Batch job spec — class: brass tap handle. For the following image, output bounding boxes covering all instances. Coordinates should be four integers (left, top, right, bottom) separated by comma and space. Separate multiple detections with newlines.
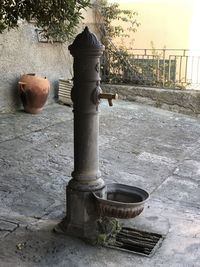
99, 93, 118, 106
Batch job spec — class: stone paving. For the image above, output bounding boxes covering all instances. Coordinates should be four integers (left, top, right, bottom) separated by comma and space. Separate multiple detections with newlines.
0, 101, 200, 267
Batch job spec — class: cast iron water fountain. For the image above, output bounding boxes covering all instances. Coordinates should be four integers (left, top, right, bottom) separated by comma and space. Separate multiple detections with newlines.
55, 27, 162, 256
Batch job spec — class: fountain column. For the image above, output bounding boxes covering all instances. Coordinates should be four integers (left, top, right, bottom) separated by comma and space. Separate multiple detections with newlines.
56, 27, 116, 240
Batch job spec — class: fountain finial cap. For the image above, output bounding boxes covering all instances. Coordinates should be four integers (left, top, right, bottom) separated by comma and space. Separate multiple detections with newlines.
69, 26, 104, 51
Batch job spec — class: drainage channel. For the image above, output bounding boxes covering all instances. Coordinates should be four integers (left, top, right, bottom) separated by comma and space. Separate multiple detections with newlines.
106, 227, 164, 257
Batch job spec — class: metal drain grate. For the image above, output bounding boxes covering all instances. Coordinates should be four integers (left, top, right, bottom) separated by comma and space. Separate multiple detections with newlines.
106, 227, 164, 257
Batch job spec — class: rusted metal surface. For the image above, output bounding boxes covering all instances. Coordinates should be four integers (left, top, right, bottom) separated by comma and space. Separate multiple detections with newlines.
107, 227, 164, 257
93, 183, 149, 219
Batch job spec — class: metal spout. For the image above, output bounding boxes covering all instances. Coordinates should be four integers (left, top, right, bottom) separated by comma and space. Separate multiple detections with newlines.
99, 93, 118, 106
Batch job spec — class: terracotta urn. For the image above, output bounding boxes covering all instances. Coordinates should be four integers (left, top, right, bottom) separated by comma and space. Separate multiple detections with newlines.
18, 73, 50, 114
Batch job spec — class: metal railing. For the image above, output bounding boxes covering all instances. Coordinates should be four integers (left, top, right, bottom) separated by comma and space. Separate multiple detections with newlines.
101, 48, 200, 89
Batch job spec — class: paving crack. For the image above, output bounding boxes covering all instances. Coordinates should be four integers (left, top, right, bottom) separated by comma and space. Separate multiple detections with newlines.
0, 218, 19, 238
0, 119, 72, 144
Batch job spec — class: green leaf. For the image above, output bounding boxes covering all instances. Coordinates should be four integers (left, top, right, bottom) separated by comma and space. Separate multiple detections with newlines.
0, 0, 91, 41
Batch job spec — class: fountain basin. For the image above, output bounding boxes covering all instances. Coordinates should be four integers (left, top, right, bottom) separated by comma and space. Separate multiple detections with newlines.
93, 183, 149, 219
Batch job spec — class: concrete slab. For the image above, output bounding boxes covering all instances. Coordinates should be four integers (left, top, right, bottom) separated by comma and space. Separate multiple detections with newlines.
0, 101, 200, 267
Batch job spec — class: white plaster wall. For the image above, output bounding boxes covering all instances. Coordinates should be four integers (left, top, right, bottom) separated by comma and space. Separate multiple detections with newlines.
0, 7, 97, 113
0, 21, 74, 112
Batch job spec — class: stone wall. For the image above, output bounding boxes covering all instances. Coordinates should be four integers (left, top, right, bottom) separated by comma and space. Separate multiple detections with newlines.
102, 84, 200, 116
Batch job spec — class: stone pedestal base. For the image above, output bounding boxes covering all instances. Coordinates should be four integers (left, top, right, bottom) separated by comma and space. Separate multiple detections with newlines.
55, 185, 105, 241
